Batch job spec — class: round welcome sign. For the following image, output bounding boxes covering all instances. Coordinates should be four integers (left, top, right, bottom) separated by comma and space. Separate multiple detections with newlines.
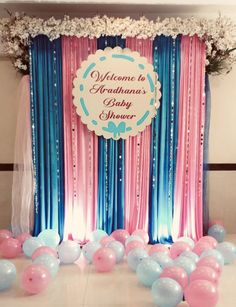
73, 47, 161, 140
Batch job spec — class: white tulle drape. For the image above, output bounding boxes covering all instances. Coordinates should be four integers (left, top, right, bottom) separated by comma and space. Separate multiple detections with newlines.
11, 75, 34, 236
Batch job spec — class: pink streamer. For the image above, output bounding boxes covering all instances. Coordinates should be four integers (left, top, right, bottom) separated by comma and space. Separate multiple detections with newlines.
125, 38, 152, 234
62, 37, 98, 243
173, 35, 206, 241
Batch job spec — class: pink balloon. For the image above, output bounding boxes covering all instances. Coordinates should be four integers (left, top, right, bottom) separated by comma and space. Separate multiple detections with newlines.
197, 236, 218, 248
149, 244, 170, 256
32, 246, 58, 261
100, 236, 115, 246
170, 241, 191, 259
185, 280, 219, 307
209, 220, 223, 227
125, 241, 146, 255
197, 256, 222, 275
93, 247, 116, 272
132, 229, 149, 244
0, 229, 13, 244
111, 229, 129, 245
190, 266, 219, 285
16, 233, 32, 246
21, 264, 51, 294
0, 238, 21, 258
193, 241, 212, 256
160, 266, 188, 289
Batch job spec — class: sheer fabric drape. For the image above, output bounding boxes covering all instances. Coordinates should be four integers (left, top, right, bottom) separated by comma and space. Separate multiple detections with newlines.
11, 75, 34, 236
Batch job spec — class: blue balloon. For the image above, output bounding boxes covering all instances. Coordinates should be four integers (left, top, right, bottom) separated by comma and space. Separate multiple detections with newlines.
151, 252, 174, 269
200, 249, 224, 267
33, 253, 59, 278
208, 224, 226, 243
82, 241, 101, 263
107, 241, 125, 263
127, 248, 149, 271
125, 235, 144, 246
180, 251, 199, 263
216, 242, 236, 264
90, 229, 107, 242
136, 258, 162, 287
151, 277, 183, 307
58, 241, 81, 264
23, 237, 44, 258
38, 229, 60, 248
174, 256, 196, 276
0, 260, 16, 291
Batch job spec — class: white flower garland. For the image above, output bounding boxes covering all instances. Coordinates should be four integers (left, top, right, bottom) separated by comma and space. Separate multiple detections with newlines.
0, 14, 236, 74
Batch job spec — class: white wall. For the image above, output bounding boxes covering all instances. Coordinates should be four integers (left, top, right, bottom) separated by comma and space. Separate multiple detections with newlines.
209, 70, 236, 163
0, 59, 21, 162
0, 3, 236, 232
0, 59, 21, 228
208, 67, 236, 233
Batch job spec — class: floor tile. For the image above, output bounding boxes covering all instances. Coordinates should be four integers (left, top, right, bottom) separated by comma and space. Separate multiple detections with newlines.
0, 235, 236, 307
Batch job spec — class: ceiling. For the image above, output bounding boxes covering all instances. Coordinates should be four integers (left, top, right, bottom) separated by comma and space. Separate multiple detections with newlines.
0, 1, 236, 18
0, 0, 236, 4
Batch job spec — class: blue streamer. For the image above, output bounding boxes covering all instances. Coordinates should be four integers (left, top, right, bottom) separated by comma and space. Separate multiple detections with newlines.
149, 35, 181, 244
97, 36, 125, 234
30, 35, 64, 239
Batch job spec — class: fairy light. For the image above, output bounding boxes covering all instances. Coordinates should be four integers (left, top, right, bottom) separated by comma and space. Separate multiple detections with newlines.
136, 133, 141, 210
53, 42, 60, 207
168, 38, 176, 210
70, 37, 77, 204
185, 37, 193, 204
29, 42, 39, 215
103, 37, 110, 220
198, 47, 206, 200
105, 139, 109, 213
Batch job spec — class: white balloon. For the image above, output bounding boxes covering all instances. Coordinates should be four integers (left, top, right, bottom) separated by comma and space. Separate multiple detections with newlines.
58, 241, 81, 264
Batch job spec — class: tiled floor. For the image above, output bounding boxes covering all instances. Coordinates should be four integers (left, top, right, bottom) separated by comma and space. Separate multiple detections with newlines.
1, 235, 236, 307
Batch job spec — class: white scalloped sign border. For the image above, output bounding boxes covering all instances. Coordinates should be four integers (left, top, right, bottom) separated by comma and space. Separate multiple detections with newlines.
73, 47, 161, 140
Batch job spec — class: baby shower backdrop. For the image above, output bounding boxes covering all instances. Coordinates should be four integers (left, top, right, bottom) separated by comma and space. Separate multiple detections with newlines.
1, 14, 234, 244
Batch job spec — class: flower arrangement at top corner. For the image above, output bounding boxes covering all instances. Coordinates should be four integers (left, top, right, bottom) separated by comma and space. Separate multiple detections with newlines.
0, 11, 29, 74
0, 11, 236, 76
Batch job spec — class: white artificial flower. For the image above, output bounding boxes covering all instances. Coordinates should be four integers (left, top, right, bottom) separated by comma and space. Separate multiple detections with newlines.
0, 13, 235, 74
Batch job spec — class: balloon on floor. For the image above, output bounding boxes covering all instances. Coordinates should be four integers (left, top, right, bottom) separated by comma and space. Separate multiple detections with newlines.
0, 225, 235, 307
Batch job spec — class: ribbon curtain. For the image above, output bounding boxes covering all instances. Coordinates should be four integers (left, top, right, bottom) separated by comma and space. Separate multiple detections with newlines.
125, 38, 152, 234
30, 35, 65, 238
172, 35, 206, 241
62, 36, 98, 243
26, 34, 208, 242
11, 75, 34, 236
96, 36, 126, 234
149, 36, 181, 244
